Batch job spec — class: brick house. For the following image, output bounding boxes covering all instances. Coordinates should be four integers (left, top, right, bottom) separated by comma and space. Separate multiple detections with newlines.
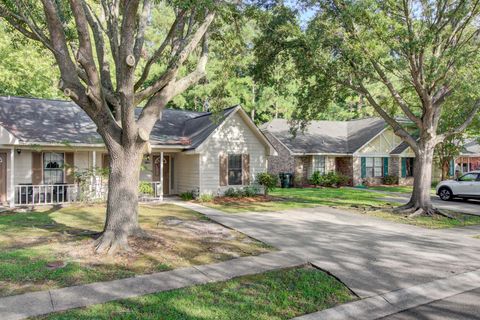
262, 118, 418, 186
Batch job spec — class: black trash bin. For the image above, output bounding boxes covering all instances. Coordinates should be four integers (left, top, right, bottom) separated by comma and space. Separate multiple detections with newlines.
279, 173, 286, 188
284, 173, 293, 188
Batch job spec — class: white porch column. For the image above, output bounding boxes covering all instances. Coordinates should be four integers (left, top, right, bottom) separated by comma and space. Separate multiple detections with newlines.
9, 148, 14, 208
92, 151, 97, 197
160, 152, 164, 201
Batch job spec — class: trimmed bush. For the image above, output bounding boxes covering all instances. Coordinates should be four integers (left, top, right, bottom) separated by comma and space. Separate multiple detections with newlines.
198, 193, 214, 202
383, 175, 399, 185
309, 171, 350, 188
256, 172, 278, 195
243, 185, 260, 197
179, 191, 195, 201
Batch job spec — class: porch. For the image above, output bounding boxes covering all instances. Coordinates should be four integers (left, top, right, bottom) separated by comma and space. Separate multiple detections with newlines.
4, 147, 178, 207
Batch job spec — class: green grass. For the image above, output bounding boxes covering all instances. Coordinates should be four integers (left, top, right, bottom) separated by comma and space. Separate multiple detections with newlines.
204, 187, 480, 229
366, 185, 436, 195
0, 204, 271, 297
361, 210, 480, 229
205, 187, 399, 213
473, 235, 480, 239
39, 267, 355, 320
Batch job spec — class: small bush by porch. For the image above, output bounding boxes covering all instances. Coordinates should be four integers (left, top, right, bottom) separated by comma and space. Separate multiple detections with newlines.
0, 204, 271, 297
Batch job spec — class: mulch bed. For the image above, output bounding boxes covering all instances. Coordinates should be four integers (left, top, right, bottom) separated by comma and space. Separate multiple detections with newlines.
211, 195, 279, 204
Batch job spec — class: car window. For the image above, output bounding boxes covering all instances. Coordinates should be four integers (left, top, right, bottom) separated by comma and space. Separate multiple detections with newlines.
459, 173, 478, 182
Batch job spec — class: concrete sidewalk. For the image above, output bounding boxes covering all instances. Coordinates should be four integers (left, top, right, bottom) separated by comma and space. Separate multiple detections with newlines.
0, 251, 306, 320
293, 268, 480, 320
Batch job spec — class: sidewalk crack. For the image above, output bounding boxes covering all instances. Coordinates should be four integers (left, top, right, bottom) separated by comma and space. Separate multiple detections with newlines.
380, 295, 394, 305
48, 290, 55, 311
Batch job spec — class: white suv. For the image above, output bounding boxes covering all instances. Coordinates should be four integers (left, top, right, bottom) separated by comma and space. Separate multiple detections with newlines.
436, 171, 480, 201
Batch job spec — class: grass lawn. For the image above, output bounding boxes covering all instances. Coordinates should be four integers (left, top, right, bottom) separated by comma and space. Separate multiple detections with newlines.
39, 266, 355, 320
365, 185, 436, 195
0, 204, 271, 297
359, 210, 480, 229
203, 187, 480, 229
204, 187, 399, 213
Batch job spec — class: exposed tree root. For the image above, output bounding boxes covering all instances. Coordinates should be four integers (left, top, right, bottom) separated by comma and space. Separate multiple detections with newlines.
393, 205, 457, 220
94, 231, 131, 255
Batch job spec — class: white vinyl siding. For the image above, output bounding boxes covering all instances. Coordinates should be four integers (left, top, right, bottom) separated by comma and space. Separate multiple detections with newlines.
199, 113, 267, 195
175, 154, 200, 194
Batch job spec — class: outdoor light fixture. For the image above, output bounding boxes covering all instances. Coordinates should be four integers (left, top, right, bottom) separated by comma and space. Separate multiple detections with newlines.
16, 149, 21, 155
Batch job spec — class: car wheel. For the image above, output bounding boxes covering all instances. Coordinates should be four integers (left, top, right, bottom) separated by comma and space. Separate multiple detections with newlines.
438, 187, 453, 201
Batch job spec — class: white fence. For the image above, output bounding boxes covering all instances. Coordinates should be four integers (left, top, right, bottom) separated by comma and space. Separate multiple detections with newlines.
14, 184, 79, 206
13, 181, 163, 206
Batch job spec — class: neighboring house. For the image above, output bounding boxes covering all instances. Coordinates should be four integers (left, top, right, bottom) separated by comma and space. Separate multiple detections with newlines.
0, 96, 275, 207
262, 118, 417, 186
453, 139, 480, 173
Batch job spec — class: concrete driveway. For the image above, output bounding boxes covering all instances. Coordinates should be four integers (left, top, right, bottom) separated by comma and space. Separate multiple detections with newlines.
203, 206, 480, 299
380, 288, 480, 320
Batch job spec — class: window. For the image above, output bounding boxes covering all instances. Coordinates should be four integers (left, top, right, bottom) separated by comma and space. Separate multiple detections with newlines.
459, 173, 478, 182
312, 156, 326, 175
228, 154, 242, 185
406, 158, 414, 177
43, 152, 64, 184
366, 157, 383, 178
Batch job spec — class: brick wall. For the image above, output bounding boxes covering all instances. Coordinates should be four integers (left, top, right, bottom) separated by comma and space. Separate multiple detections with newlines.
335, 156, 353, 186
264, 132, 296, 176
294, 156, 311, 185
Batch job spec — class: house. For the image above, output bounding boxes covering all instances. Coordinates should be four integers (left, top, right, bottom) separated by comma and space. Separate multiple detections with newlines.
0, 96, 275, 207
262, 118, 418, 186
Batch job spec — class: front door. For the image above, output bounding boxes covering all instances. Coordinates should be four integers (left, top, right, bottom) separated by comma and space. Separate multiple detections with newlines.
0, 153, 7, 203
153, 155, 170, 195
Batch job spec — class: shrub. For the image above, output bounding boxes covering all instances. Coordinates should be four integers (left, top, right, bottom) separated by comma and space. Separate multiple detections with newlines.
310, 171, 350, 188
256, 172, 278, 195
309, 171, 323, 187
383, 175, 398, 185
243, 185, 260, 197
198, 193, 214, 202
180, 191, 195, 201
431, 180, 439, 188
138, 181, 154, 195
224, 187, 241, 197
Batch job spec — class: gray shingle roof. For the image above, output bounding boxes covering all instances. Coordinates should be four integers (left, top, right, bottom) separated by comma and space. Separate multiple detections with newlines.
462, 139, 480, 155
0, 96, 235, 148
261, 118, 387, 154
390, 141, 410, 155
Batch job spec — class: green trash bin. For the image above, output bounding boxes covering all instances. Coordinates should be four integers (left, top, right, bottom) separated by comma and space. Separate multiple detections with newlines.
279, 173, 288, 188
284, 173, 293, 188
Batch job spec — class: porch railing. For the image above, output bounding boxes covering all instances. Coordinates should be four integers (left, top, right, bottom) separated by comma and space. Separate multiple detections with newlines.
14, 184, 79, 206
13, 181, 163, 206
139, 181, 162, 201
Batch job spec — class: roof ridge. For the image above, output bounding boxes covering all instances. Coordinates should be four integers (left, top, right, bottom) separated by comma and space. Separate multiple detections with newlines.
0, 95, 70, 103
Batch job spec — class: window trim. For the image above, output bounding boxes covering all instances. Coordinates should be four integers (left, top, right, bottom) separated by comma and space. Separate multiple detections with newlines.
311, 155, 326, 175
227, 154, 243, 186
365, 157, 384, 178
43, 152, 65, 185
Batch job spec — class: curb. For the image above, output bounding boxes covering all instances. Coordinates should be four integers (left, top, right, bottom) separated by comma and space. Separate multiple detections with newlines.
292, 268, 480, 320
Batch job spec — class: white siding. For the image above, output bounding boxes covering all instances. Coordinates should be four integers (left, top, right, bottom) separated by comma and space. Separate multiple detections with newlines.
357, 129, 402, 156
14, 150, 32, 185
0, 126, 19, 145
198, 112, 267, 195
74, 151, 90, 172
175, 154, 200, 194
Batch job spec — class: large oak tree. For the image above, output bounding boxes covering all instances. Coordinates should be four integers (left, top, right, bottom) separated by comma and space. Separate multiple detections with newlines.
255, 0, 480, 216
0, 0, 228, 253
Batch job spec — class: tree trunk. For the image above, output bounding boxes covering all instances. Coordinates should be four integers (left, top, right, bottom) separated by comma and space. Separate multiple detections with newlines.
398, 141, 436, 216
441, 159, 449, 181
95, 145, 146, 254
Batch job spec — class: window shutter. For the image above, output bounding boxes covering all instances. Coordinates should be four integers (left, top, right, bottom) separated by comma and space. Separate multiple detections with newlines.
449, 159, 455, 176
219, 154, 228, 186
242, 154, 250, 185
383, 157, 389, 177
401, 158, 407, 178
361, 157, 366, 178
102, 153, 110, 170
65, 152, 75, 184
32, 152, 43, 185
